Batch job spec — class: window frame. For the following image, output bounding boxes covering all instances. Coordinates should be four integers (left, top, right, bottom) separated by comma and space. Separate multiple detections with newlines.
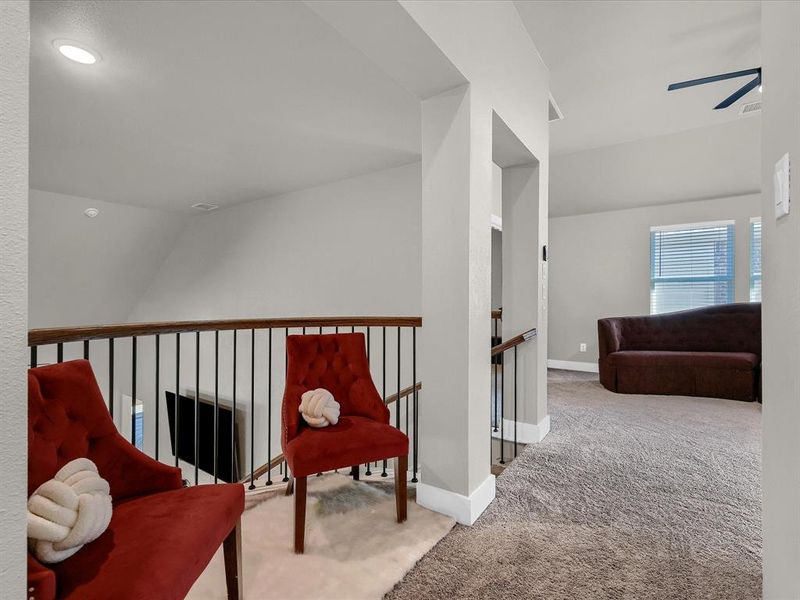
749, 217, 762, 303
649, 219, 736, 315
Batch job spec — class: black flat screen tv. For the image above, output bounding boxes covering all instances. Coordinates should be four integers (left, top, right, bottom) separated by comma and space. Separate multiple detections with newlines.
165, 391, 240, 483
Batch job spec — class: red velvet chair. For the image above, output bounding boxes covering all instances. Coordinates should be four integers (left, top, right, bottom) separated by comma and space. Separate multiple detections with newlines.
281, 333, 409, 553
28, 360, 244, 600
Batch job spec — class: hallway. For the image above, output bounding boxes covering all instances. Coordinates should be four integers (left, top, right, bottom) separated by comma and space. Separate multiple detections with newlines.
388, 370, 761, 599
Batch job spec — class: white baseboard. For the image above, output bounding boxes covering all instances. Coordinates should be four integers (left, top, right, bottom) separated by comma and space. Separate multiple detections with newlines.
548, 359, 599, 373
416, 473, 496, 525
491, 414, 550, 444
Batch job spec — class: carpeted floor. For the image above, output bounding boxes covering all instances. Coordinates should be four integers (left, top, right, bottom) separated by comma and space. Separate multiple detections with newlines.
387, 370, 762, 600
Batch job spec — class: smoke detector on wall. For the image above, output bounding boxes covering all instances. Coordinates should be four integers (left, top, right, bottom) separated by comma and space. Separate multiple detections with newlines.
739, 101, 762, 117
191, 203, 219, 211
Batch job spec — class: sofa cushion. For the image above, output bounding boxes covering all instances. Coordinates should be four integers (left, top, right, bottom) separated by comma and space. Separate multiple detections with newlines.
608, 351, 759, 371
51, 483, 244, 600
285, 415, 408, 478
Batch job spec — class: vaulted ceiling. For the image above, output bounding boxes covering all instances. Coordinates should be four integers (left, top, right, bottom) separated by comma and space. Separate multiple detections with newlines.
31, 1, 422, 211
516, 0, 761, 156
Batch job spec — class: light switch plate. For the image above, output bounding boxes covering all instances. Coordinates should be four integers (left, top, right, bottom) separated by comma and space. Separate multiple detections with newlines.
774, 153, 791, 219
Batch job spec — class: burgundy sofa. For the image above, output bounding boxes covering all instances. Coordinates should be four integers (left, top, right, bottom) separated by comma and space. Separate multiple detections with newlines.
598, 303, 761, 401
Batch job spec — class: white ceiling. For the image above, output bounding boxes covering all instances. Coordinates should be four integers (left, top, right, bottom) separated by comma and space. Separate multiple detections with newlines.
516, 0, 761, 156
31, 1, 422, 211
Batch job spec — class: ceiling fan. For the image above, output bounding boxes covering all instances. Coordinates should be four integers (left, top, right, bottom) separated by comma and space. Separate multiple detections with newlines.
667, 67, 762, 110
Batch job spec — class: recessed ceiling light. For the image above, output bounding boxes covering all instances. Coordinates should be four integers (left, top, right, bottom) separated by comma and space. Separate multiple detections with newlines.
191, 203, 219, 211
83, 208, 99, 218
53, 40, 100, 65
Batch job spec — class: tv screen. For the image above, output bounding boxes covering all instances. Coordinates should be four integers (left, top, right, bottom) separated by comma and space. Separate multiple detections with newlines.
165, 391, 240, 483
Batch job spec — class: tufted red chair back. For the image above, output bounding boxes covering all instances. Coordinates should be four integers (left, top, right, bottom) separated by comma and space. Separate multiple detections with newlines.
28, 360, 179, 501
281, 333, 388, 449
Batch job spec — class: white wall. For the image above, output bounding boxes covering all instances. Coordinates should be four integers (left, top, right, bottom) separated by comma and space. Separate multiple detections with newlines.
29, 190, 189, 328
491, 229, 502, 310
0, 1, 29, 595
118, 163, 421, 479
550, 118, 761, 217
549, 193, 761, 364
129, 162, 421, 322
401, 0, 549, 521
760, 2, 800, 597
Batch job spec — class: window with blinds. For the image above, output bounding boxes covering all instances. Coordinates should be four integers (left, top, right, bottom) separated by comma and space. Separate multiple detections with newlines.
750, 218, 762, 302
650, 221, 735, 315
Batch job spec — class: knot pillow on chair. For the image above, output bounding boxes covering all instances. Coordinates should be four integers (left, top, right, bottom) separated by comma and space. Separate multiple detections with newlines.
299, 388, 340, 428
27, 458, 113, 564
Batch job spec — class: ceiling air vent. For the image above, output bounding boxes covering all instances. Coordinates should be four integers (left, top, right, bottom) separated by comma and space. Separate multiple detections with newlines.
739, 101, 762, 117
191, 203, 219, 211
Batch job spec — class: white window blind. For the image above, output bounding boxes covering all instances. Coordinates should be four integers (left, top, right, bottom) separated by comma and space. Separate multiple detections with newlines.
750, 218, 762, 302
650, 221, 735, 315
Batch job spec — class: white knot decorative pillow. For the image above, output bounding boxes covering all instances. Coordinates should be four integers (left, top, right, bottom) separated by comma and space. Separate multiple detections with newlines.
27, 458, 113, 564
299, 388, 340, 428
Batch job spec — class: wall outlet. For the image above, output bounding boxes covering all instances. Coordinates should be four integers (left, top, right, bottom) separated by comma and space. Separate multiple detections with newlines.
579, 343, 587, 352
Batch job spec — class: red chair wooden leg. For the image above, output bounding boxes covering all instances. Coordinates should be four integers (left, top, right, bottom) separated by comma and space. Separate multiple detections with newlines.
294, 476, 307, 553
223, 520, 242, 600
394, 455, 408, 523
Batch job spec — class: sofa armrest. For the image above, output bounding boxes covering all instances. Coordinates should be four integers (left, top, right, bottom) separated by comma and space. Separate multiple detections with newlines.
598, 318, 623, 391
94, 432, 184, 501
281, 383, 307, 452
28, 553, 56, 600
598, 318, 623, 360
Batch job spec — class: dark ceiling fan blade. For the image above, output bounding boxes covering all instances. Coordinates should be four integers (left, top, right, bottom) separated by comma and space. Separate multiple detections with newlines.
667, 67, 761, 91
713, 73, 761, 109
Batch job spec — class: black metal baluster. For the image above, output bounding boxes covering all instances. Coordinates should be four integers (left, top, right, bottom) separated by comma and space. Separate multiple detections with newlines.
83, 340, 90, 360
412, 327, 418, 482
282, 327, 289, 484
500, 350, 505, 465
396, 327, 401, 430
194, 332, 200, 485
514, 346, 518, 459
302, 326, 306, 334
30, 346, 37, 368
365, 326, 372, 477
493, 347, 499, 432
109, 338, 115, 418
319, 326, 322, 334
249, 329, 255, 490
174, 334, 180, 468
131, 336, 137, 445
382, 327, 388, 477
232, 330, 237, 481
335, 326, 339, 333
351, 326, 355, 333
213, 331, 219, 483
285, 328, 289, 379
57, 343, 64, 363
155, 335, 160, 461
266, 328, 273, 486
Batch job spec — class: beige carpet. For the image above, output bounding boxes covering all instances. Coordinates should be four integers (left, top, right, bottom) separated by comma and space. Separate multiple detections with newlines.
388, 370, 762, 600
187, 474, 455, 600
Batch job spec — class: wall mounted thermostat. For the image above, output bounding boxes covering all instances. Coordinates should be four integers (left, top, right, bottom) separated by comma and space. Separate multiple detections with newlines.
774, 153, 791, 219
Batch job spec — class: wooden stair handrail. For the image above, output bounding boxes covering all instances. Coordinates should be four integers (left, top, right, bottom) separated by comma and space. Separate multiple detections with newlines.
242, 381, 422, 485
29, 316, 422, 346
491, 327, 536, 356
